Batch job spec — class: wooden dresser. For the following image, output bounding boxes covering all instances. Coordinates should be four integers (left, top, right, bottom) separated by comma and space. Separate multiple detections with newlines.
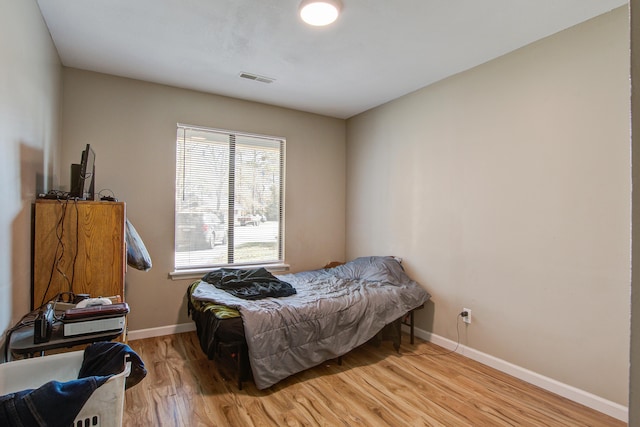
32, 199, 126, 309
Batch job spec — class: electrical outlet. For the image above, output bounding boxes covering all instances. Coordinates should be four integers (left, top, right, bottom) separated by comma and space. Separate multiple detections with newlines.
462, 308, 471, 324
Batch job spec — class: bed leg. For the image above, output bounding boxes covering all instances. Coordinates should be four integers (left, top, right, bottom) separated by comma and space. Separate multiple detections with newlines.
394, 317, 401, 353
236, 343, 247, 390
337, 355, 342, 365
215, 341, 248, 390
234, 342, 242, 390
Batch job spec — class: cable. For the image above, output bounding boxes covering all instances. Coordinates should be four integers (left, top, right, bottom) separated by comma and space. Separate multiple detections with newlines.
70, 199, 79, 294
40, 199, 67, 307
4, 292, 76, 361
2, 311, 39, 362
38, 189, 71, 200
402, 312, 464, 357
97, 188, 117, 200
39, 199, 77, 307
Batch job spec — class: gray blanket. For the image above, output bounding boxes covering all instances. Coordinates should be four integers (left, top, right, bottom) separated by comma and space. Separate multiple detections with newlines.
191, 256, 431, 389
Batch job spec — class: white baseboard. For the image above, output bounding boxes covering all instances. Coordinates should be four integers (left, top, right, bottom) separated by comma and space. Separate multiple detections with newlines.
129, 322, 627, 422
127, 322, 195, 341
407, 326, 628, 422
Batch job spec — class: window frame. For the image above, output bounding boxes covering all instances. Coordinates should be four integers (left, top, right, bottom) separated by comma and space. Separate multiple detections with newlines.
171, 123, 286, 278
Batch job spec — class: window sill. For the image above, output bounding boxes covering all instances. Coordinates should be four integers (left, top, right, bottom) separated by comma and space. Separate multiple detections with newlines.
169, 263, 290, 281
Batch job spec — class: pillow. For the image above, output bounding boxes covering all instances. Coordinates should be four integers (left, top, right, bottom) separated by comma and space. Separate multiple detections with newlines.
332, 256, 411, 285
126, 219, 152, 271
323, 261, 344, 269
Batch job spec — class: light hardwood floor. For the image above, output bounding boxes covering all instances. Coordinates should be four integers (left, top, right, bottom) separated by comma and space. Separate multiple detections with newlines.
123, 332, 624, 426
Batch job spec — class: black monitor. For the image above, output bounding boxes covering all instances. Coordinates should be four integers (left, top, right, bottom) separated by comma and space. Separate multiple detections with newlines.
70, 144, 95, 200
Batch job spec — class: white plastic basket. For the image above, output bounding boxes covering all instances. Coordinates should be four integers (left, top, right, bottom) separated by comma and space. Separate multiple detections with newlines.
0, 350, 130, 427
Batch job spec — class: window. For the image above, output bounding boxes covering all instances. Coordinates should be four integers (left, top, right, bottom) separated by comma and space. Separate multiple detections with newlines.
175, 124, 285, 271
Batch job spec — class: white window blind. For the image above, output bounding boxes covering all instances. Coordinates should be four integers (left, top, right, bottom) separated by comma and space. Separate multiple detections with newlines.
175, 124, 285, 270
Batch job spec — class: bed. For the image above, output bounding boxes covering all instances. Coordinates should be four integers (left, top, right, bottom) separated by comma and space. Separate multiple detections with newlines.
187, 256, 431, 390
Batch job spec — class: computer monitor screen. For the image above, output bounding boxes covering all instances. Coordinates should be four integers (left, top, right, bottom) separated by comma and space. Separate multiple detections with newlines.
70, 144, 95, 200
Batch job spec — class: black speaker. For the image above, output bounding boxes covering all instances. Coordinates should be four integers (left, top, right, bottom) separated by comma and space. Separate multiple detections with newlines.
70, 163, 81, 197
34, 304, 54, 344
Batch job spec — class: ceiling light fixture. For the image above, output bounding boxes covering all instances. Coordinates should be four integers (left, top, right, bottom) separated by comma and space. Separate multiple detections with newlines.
299, 0, 342, 26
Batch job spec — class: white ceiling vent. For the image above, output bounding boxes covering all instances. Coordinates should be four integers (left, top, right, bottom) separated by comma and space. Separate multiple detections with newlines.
239, 72, 275, 84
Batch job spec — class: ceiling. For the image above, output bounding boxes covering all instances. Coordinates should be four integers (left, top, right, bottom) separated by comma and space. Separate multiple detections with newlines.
36, 0, 627, 119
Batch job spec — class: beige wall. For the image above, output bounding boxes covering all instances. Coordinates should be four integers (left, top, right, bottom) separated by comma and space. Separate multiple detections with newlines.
60, 69, 346, 331
347, 7, 630, 405
0, 0, 61, 338
630, 0, 639, 423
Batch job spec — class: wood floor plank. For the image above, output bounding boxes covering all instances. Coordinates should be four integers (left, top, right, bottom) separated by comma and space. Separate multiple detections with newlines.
123, 332, 625, 426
